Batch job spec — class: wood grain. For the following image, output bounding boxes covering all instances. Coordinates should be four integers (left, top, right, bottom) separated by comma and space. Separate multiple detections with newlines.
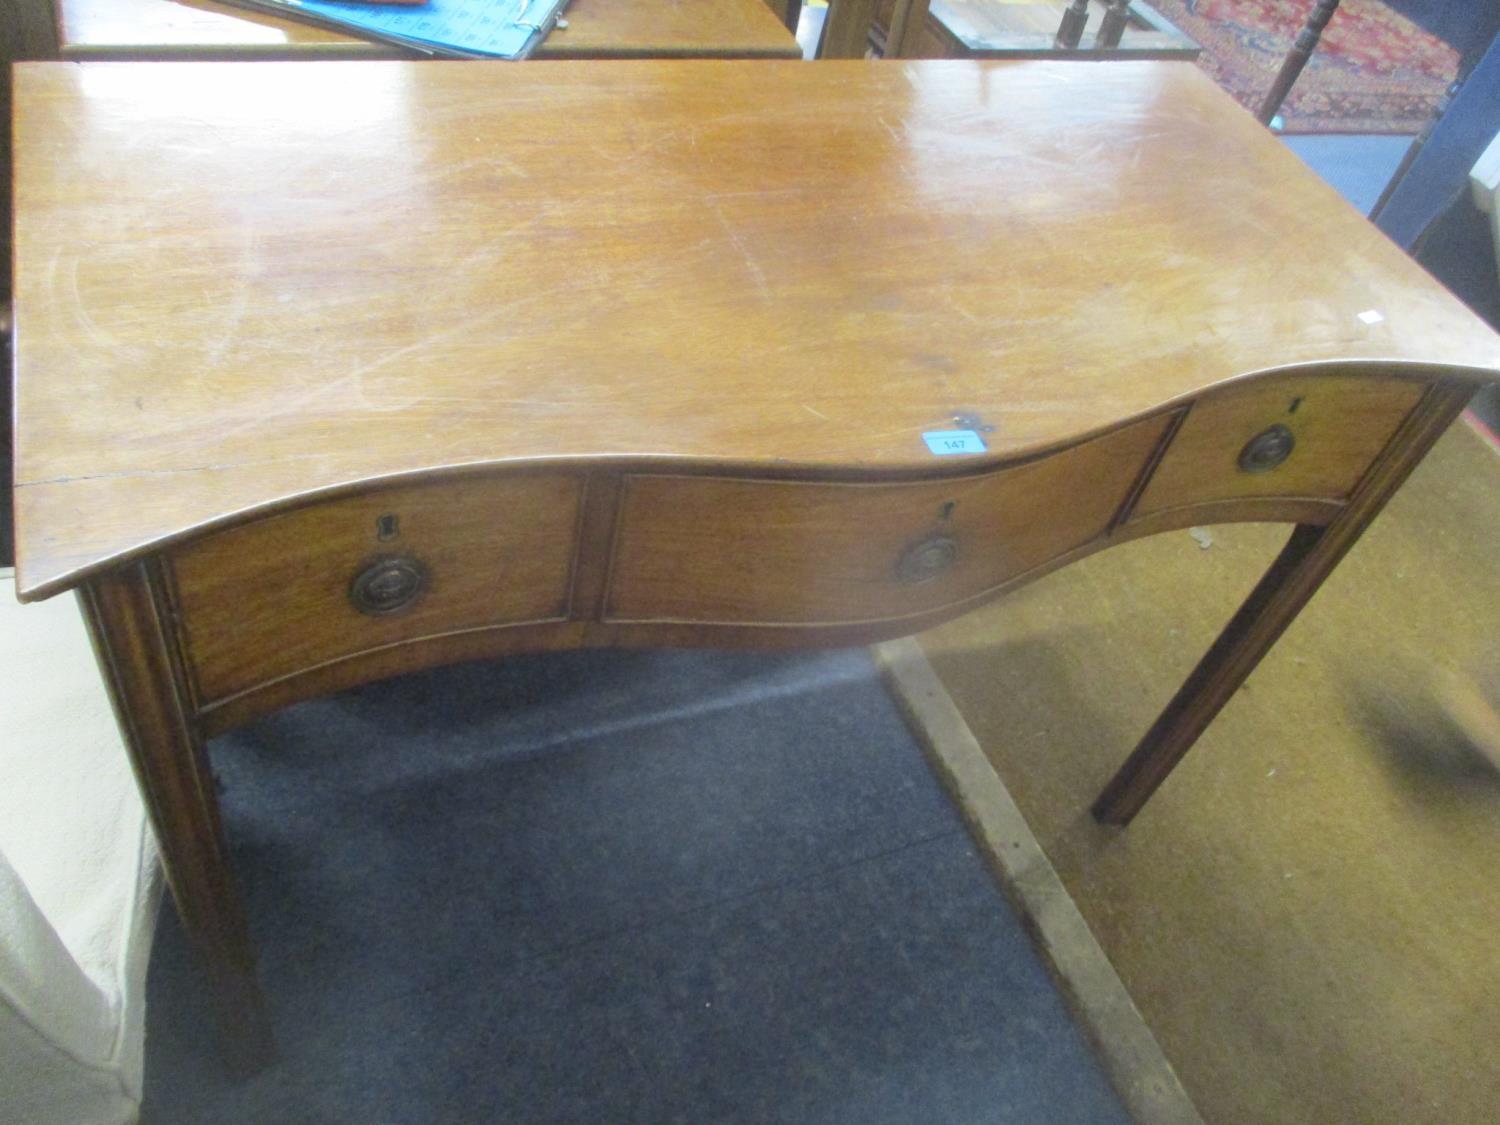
883, 0, 933, 58
55, 0, 803, 59
78, 561, 272, 1072
20, 54, 1500, 1072
12, 60, 1500, 600
182, 455, 1378, 739
0, 0, 58, 309
1093, 379, 1475, 824
821, 0, 877, 56
606, 415, 1168, 624
170, 472, 582, 703
1132, 371, 1428, 519
875, 0, 952, 56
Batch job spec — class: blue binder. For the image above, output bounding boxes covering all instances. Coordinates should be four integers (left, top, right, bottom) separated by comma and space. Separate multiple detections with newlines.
220, 0, 573, 59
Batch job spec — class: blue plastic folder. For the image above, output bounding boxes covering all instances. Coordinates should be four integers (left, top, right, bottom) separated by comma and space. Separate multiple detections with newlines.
223, 0, 571, 59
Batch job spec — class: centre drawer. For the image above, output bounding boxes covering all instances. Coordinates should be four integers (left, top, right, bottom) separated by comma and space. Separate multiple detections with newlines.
169, 472, 583, 703
604, 414, 1168, 626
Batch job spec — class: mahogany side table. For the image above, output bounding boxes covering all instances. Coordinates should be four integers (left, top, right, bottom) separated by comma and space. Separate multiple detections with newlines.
12, 59, 1500, 1067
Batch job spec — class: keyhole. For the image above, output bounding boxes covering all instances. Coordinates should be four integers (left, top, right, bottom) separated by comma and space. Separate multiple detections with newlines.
1288, 397, 1303, 414
940, 501, 956, 521
377, 514, 400, 541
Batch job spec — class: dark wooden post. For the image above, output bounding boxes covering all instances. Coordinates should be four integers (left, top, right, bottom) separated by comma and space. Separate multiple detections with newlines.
819, 0, 877, 57
1258, 0, 1342, 125
1096, 1, 1133, 49
886, 0, 932, 58
1055, 0, 1090, 49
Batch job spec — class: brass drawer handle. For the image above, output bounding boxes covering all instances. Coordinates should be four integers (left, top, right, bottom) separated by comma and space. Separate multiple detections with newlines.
349, 557, 427, 616
896, 535, 958, 584
1238, 424, 1295, 474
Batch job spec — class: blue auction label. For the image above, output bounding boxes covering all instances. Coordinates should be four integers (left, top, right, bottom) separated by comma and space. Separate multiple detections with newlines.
922, 430, 987, 456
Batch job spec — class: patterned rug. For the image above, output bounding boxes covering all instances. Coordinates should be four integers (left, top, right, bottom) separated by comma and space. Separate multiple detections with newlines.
1151, 0, 1460, 133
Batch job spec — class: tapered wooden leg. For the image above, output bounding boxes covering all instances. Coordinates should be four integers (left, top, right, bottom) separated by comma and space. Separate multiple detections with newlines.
1094, 379, 1472, 825
79, 561, 273, 1074
1093, 523, 1325, 823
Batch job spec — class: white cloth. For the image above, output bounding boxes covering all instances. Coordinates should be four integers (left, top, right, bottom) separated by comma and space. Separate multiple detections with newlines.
0, 571, 162, 1125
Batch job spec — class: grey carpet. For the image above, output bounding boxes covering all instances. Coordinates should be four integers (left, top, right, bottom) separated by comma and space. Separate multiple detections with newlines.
142, 647, 1129, 1124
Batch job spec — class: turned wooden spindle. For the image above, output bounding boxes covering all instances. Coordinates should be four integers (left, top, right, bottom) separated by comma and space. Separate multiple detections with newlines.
1096, 0, 1132, 49
1055, 0, 1090, 48
1258, 0, 1342, 125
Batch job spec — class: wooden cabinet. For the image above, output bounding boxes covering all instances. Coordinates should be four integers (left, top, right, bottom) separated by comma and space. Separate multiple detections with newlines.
606, 415, 1169, 626
169, 474, 583, 704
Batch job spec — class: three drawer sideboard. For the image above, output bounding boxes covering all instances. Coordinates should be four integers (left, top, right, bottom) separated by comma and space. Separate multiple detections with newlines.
13, 58, 1500, 1066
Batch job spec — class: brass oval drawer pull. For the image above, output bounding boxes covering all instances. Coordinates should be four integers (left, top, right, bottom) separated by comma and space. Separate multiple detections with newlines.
349, 557, 427, 616
1238, 424, 1295, 474
896, 535, 959, 585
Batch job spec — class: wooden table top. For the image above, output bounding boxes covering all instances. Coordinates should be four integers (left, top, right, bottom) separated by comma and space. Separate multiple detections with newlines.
56, 0, 803, 59
12, 59, 1500, 599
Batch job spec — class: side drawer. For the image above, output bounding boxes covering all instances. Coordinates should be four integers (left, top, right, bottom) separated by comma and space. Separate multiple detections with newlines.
170, 473, 582, 703
1132, 374, 1427, 520
605, 414, 1168, 626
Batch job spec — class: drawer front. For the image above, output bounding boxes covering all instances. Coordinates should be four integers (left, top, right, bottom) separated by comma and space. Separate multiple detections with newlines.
605, 415, 1168, 626
171, 473, 582, 702
1133, 374, 1426, 519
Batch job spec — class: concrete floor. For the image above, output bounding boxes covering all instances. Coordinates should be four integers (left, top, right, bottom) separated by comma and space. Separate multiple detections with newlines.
918, 420, 1500, 1124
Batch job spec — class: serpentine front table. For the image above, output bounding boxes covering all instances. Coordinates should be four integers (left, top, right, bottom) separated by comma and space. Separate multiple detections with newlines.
12, 59, 1500, 1067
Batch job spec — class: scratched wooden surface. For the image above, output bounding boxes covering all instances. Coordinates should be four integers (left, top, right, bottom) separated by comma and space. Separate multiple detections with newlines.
56, 0, 804, 59
11, 59, 1500, 598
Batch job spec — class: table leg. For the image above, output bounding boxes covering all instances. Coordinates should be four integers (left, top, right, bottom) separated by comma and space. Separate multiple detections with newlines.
79, 561, 273, 1074
1093, 379, 1472, 825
